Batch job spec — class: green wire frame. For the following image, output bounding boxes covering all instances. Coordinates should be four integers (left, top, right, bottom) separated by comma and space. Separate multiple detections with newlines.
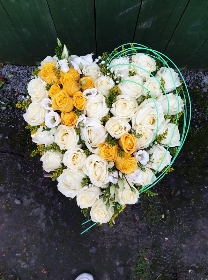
106, 43, 191, 194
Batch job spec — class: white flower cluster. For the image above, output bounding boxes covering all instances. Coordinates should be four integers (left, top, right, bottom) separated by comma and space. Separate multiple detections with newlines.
22, 42, 184, 225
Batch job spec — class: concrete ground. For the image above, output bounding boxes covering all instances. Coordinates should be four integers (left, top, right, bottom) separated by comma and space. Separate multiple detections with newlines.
0, 66, 208, 280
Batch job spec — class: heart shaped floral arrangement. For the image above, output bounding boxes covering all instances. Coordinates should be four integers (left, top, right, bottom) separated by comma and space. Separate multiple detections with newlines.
17, 40, 191, 228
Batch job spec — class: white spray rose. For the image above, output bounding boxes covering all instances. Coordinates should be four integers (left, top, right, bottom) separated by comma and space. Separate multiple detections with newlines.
156, 67, 181, 93
81, 119, 107, 153
84, 93, 109, 120
82, 63, 101, 80
110, 95, 138, 120
63, 148, 87, 169
76, 185, 101, 209
54, 125, 78, 150
57, 169, 85, 198
147, 145, 172, 172
119, 75, 144, 99
158, 93, 184, 115
23, 102, 47, 126
105, 117, 131, 139
133, 150, 149, 165
40, 151, 63, 172
115, 179, 139, 205
131, 53, 156, 80
157, 120, 180, 147
27, 77, 48, 102
143, 77, 163, 98
45, 111, 61, 128
109, 57, 130, 78
94, 75, 115, 96
40, 56, 58, 68
31, 127, 55, 146
58, 59, 69, 73
84, 154, 109, 188
90, 199, 114, 224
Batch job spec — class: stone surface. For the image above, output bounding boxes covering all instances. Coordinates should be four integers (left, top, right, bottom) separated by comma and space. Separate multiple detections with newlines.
0, 65, 208, 280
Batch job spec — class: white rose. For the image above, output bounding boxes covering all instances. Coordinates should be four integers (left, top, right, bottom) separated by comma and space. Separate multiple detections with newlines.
76, 185, 101, 208
94, 75, 115, 96
110, 95, 138, 120
40, 151, 63, 172
71, 54, 93, 74
45, 111, 61, 128
132, 100, 164, 131
63, 148, 87, 169
23, 102, 47, 126
139, 168, 156, 186
143, 77, 163, 98
40, 56, 58, 68
148, 144, 172, 172
31, 127, 55, 146
109, 57, 130, 78
134, 127, 155, 150
105, 117, 131, 139
84, 93, 109, 120
84, 154, 109, 188
157, 120, 180, 147
57, 168, 85, 198
131, 53, 156, 79
82, 63, 101, 80
156, 67, 181, 93
54, 125, 78, 150
90, 199, 114, 224
133, 150, 149, 165
119, 75, 144, 99
115, 179, 139, 205
27, 77, 48, 102
158, 93, 184, 115
58, 59, 69, 73
81, 119, 107, 153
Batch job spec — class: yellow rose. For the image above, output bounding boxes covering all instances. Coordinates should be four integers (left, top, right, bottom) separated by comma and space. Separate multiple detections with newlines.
52, 90, 74, 112
73, 91, 86, 111
38, 62, 59, 84
68, 68, 80, 82
98, 143, 118, 161
80, 77, 94, 91
118, 133, 136, 154
115, 153, 137, 174
60, 73, 80, 96
61, 111, 78, 127
48, 84, 61, 97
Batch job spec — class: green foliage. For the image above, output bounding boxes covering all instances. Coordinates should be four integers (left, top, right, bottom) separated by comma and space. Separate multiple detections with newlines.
45, 83, 53, 91
81, 208, 90, 217
101, 113, 111, 125
143, 189, 158, 196
32, 68, 40, 76
105, 85, 121, 108
55, 38, 63, 59
118, 147, 124, 158
25, 124, 40, 132
81, 177, 90, 187
0, 81, 4, 88
155, 129, 168, 143
137, 162, 146, 172
131, 129, 143, 139
51, 166, 66, 181
30, 142, 63, 157
105, 134, 117, 146
169, 147, 178, 156
16, 99, 31, 110
53, 67, 61, 79
132, 249, 150, 280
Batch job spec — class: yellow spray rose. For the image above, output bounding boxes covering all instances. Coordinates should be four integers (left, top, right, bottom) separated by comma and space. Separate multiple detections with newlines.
38, 62, 59, 84
61, 111, 78, 127
68, 68, 80, 82
80, 77, 94, 91
60, 73, 80, 96
115, 153, 137, 174
118, 133, 136, 154
98, 143, 118, 161
73, 91, 86, 111
52, 90, 74, 112
48, 84, 61, 97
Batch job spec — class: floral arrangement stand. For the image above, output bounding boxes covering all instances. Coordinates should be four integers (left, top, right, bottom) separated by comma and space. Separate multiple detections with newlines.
17, 40, 191, 233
